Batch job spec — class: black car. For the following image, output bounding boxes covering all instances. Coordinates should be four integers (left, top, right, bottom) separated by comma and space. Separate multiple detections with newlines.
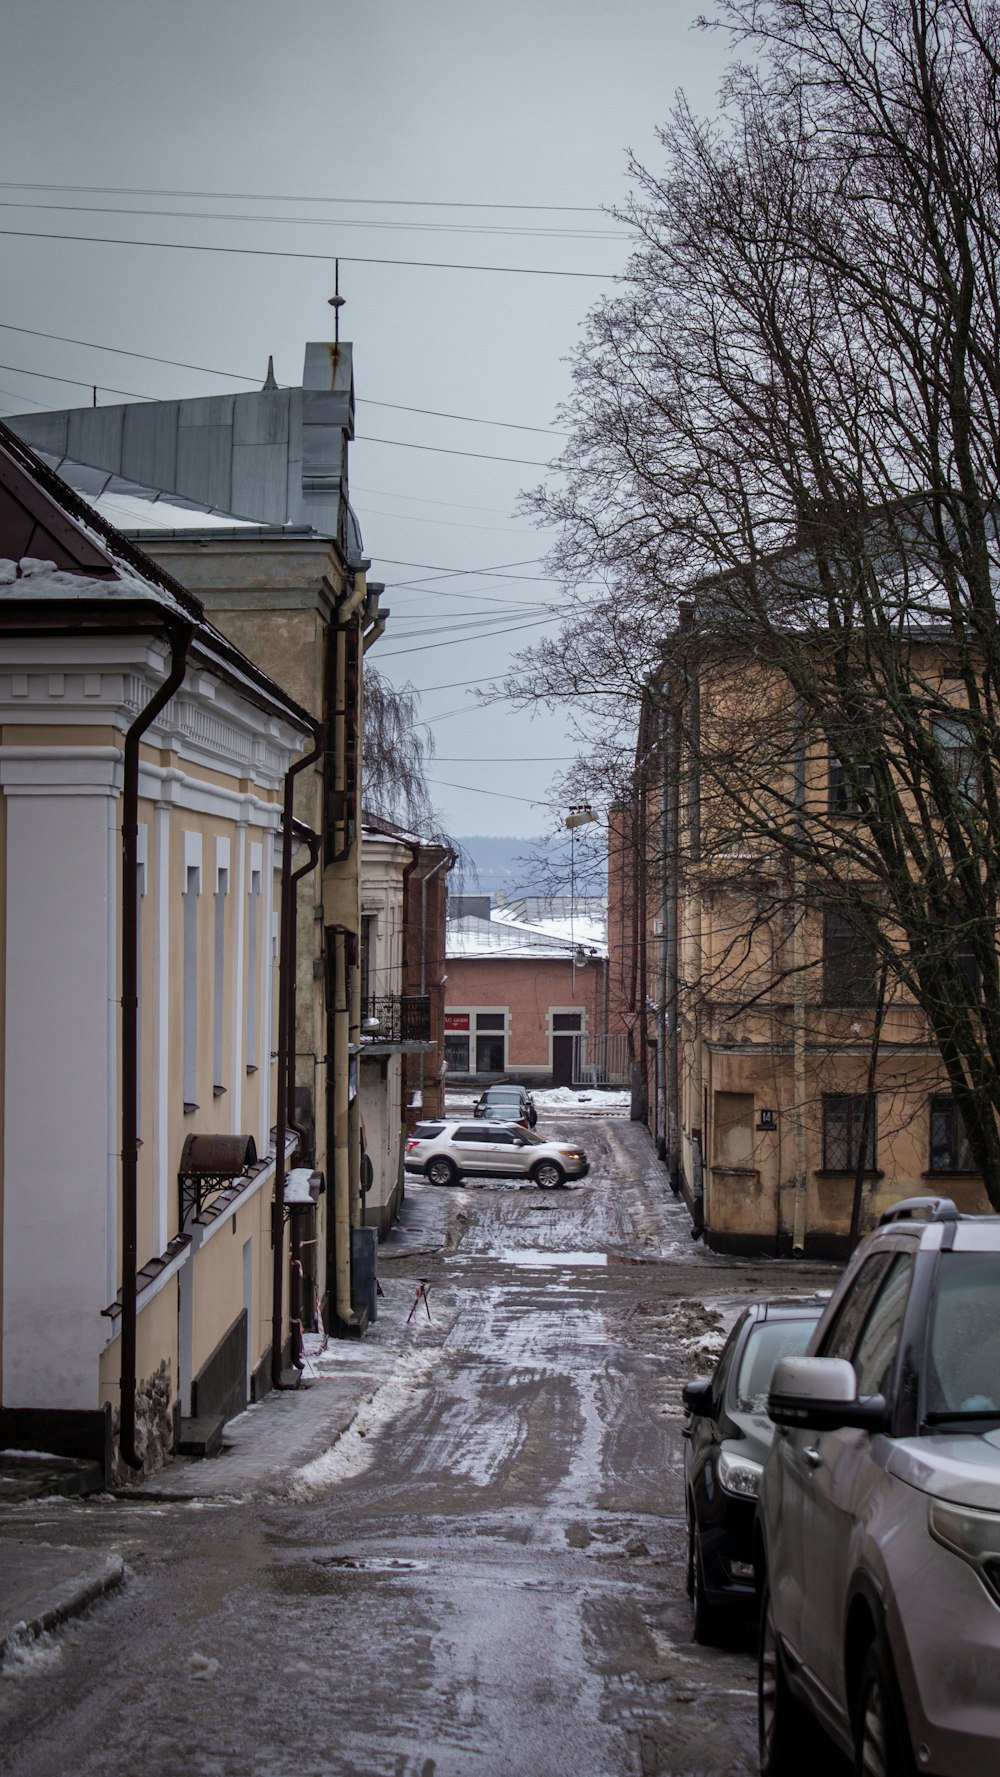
682, 1298, 824, 1644
474, 1084, 537, 1127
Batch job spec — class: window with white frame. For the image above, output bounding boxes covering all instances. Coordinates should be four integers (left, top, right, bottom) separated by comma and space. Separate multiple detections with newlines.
213, 842, 230, 1095
443, 1009, 507, 1075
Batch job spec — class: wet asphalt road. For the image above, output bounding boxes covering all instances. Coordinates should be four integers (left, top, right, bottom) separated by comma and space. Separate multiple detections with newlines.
0, 1115, 843, 1777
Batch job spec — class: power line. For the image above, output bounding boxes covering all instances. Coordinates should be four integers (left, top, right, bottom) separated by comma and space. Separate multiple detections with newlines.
0, 198, 621, 243
0, 324, 568, 435
0, 226, 615, 279
0, 179, 606, 215
376, 614, 557, 657
0, 361, 155, 401
425, 775, 561, 807
358, 434, 549, 467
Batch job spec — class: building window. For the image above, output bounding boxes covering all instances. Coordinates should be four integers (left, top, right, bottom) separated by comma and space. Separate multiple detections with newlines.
246, 863, 261, 1071
823, 908, 876, 1005
828, 750, 874, 816
822, 1094, 876, 1172
932, 713, 978, 799
213, 862, 229, 1094
360, 913, 376, 1006
443, 1010, 506, 1075
183, 864, 200, 1108
930, 1096, 976, 1172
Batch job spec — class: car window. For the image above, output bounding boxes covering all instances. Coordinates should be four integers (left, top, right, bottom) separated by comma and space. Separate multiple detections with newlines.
819, 1252, 895, 1361
412, 1123, 445, 1138
454, 1125, 490, 1143
711, 1322, 742, 1407
852, 1254, 914, 1397
924, 1253, 1000, 1416
489, 1129, 519, 1145
733, 1318, 818, 1414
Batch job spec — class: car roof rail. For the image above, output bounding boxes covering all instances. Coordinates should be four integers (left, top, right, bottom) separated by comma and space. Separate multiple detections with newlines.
878, 1195, 960, 1226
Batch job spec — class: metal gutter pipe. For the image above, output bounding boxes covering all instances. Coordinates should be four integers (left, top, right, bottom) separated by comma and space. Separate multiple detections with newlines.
271, 725, 326, 1390
120, 622, 192, 1471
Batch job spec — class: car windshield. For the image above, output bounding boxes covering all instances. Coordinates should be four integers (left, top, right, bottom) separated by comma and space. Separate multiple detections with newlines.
487, 1088, 523, 1100
923, 1253, 1000, 1420
734, 1318, 818, 1415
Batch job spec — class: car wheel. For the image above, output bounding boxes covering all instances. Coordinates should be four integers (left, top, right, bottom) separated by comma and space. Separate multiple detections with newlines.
532, 1160, 565, 1189
426, 1157, 459, 1187
758, 1581, 816, 1775
690, 1520, 724, 1646
854, 1642, 914, 1777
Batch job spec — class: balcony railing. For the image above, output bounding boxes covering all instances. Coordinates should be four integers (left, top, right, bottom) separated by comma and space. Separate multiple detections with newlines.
361, 994, 431, 1045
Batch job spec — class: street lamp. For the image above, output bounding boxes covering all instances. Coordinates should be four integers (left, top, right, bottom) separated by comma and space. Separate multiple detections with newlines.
564, 804, 598, 995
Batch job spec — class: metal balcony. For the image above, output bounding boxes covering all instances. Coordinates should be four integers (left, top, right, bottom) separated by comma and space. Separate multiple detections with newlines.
360, 994, 432, 1046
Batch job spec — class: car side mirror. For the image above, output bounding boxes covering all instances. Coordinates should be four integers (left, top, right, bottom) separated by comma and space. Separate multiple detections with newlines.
512, 1137, 525, 1146
768, 1356, 889, 1433
682, 1377, 715, 1418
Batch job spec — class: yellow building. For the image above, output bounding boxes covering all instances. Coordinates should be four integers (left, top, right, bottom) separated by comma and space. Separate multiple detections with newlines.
0, 421, 314, 1480
611, 648, 994, 1258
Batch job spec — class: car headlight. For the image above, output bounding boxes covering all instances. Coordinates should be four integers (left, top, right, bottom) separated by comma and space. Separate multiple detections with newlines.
717, 1449, 763, 1499
558, 1149, 584, 1160
929, 1501, 1000, 1605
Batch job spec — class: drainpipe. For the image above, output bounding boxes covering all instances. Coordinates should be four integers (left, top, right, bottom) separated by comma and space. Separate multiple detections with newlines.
657, 703, 670, 1162
419, 851, 452, 1113
271, 724, 326, 1391
791, 703, 808, 1254
120, 622, 192, 1471
286, 825, 323, 1348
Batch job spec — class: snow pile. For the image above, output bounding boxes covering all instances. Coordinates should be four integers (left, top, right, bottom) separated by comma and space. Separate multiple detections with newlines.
284, 1348, 439, 1499
1, 1629, 63, 1680
532, 1087, 632, 1111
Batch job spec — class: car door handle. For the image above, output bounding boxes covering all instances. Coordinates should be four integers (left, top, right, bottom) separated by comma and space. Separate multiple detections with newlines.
804, 1446, 822, 1468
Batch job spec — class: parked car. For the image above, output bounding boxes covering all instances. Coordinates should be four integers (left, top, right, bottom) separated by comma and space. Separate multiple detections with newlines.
476, 1101, 530, 1129
682, 1299, 824, 1644
404, 1120, 587, 1188
474, 1083, 538, 1127
757, 1195, 1000, 1777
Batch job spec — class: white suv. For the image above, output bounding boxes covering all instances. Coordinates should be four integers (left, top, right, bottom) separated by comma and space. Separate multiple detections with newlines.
404, 1120, 589, 1189
757, 1195, 1000, 1776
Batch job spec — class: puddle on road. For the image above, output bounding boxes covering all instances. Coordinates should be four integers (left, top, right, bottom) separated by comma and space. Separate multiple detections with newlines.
314, 1555, 430, 1572
497, 1249, 608, 1268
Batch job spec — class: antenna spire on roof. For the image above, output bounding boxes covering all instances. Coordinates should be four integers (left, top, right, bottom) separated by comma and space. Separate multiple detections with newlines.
328, 258, 346, 346
262, 354, 278, 391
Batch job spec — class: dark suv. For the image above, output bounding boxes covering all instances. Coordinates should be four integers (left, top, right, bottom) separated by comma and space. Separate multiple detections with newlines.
757, 1195, 1000, 1777
474, 1084, 537, 1127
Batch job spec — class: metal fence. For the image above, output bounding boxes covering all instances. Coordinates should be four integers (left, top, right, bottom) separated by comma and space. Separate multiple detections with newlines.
571, 1031, 631, 1087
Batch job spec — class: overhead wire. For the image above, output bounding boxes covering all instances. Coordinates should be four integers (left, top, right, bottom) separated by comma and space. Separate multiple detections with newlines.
0, 179, 607, 214
0, 198, 621, 243
0, 226, 617, 278
0, 324, 569, 435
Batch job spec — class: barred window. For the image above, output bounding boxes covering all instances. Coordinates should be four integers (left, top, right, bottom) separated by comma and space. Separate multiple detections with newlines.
823, 908, 876, 1005
930, 1097, 976, 1172
822, 1094, 876, 1172
829, 750, 874, 816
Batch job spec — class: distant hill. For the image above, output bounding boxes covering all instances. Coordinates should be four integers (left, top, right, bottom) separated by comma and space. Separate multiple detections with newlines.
453, 832, 606, 897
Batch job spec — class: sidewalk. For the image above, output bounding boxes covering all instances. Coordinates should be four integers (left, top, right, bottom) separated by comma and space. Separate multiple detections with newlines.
0, 1179, 458, 1661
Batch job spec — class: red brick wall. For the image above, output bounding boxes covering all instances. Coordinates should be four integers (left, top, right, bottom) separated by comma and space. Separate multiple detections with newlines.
445, 954, 607, 1081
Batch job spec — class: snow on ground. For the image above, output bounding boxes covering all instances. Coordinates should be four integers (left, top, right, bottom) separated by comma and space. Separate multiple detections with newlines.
284, 1349, 440, 1499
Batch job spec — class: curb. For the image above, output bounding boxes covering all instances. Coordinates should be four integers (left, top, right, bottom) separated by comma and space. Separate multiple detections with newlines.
0, 1554, 126, 1663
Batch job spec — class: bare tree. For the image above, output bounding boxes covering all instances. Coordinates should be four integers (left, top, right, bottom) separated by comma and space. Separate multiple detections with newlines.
362, 669, 438, 834
513, 0, 1000, 1202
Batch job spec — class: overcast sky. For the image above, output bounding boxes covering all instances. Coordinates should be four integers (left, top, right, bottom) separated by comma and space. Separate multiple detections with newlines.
1, 1, 732, 839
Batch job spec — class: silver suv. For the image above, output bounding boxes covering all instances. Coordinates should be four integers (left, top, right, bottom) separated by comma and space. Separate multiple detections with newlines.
404, 1120, 588, 1189
757, 1195, 1000, 1776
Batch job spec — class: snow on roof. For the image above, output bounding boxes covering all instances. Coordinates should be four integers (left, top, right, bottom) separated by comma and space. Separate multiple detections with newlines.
447, 910, 606, 961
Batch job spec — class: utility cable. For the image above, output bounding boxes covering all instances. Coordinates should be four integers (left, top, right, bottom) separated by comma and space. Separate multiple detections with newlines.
0, 179, 606, 214
0, 226, 616, 279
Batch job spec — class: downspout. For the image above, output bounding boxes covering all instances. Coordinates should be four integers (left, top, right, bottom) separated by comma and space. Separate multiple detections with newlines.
419, 851, 452, 1112
791, 702, 808, 1254
271, 724, 326, 1391
657, 702, 670, 1161
120, 622, 193, 1471
286, 825, 323, 1354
